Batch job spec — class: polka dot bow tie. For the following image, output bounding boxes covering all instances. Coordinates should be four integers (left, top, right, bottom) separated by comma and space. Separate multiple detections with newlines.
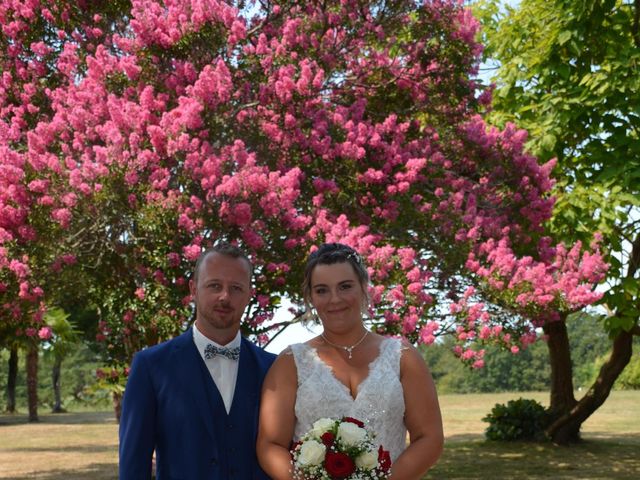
204, 344, 240, 361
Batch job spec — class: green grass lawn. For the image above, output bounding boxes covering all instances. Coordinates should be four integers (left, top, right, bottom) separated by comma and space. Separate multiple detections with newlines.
0, 390, 638, 479
430, 390, 640, 479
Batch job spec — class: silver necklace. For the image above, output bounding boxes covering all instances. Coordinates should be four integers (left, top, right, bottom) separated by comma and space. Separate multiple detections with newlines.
321, 330, 369, 359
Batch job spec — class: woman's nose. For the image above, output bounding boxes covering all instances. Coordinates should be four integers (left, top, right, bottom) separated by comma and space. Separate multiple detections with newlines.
328, 289, 340, 302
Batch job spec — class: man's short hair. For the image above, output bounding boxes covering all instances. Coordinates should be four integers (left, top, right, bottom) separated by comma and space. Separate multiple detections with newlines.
192, 242, 253, 285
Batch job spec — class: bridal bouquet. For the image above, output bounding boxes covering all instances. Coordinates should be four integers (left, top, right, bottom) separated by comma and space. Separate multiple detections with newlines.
291, 416, 392, 479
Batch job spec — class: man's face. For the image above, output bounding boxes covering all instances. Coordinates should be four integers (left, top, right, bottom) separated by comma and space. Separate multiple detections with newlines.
190, 252, 252, 340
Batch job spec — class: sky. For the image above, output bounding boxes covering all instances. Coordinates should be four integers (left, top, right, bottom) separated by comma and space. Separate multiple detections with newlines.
262, 298, 321, 354
264, 319, 321, 354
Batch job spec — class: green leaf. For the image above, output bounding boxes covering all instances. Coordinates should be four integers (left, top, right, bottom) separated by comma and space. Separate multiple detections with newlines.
621, 277, 640, 297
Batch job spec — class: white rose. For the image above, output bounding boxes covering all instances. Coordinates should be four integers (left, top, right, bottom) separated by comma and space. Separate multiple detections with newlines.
310, 417, 335, 437
296, 440, 326, 467
355, 451, 378, 470
337, 421, 367, 447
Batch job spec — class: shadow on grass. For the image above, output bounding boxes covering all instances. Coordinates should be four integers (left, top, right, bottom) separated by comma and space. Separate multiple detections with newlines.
428, 436, 640, 480
1, 444, 116, 454
0, 411, 116, 426
0, 463, 117, 480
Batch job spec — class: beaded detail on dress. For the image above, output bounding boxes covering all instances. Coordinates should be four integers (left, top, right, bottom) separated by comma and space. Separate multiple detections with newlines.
290, 338, 406, 461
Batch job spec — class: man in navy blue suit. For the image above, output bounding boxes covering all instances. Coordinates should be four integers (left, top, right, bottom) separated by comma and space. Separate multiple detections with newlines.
119, 243, 276, 479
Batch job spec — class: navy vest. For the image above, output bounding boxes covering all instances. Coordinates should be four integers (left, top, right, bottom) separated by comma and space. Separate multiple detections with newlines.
195, 342, 266, 479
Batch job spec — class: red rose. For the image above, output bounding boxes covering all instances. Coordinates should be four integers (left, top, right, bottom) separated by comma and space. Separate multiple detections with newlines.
341, 416, 365, 428
321, 431, 336, 446
378, 445, 392, 472
325, 451, 356, 478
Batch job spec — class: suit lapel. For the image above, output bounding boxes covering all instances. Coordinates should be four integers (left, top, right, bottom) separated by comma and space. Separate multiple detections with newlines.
229, 339, 259, 416
171, 328, 221, 440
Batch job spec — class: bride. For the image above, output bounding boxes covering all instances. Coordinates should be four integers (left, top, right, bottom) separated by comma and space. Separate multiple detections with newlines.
257, 243, 444, 479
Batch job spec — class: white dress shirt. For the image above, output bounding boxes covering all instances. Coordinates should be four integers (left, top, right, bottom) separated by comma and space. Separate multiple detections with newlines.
193, 324, 240, 414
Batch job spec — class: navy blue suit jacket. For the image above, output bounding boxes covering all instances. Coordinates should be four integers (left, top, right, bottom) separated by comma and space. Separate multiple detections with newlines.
119, 328, 276, 479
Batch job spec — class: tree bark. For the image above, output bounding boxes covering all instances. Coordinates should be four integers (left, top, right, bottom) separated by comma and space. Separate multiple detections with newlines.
26, 343, 39, 422
51, 356, 65, 413
546, 326, 634, 444
113, 391, 122, 423
5, 345, 18, 413
543, 315, 577, 421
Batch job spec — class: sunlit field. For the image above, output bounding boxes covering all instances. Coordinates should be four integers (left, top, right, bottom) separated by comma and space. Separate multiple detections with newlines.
1, 391, 638, 479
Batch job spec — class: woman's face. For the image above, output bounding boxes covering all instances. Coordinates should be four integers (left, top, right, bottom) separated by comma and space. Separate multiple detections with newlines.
310, 261, 366, 332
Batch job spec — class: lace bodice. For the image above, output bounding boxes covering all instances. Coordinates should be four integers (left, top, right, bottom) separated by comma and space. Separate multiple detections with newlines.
290, 338, 407, 461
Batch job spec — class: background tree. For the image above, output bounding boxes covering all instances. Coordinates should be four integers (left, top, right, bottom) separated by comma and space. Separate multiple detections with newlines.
423, 337, 551, 393
2, 340, 18, 413
1, 0, 607, 430
474, 0, 640, 442
42, 308, 79, 413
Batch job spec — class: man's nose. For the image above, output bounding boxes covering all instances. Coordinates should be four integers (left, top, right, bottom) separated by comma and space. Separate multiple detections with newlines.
219, 287, 230, 300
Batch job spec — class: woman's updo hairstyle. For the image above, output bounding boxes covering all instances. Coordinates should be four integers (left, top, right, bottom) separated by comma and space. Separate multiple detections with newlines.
302, 243, 370, 319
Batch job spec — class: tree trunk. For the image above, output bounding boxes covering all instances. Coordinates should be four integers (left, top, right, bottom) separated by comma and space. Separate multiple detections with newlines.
5, 345, 18, 413
544, 316, 577, 408
51, 356, 65, 413
113, 391, 122, 423
26, 343, 39, 422
546, 327, 634, 444
543, 315, 579, 443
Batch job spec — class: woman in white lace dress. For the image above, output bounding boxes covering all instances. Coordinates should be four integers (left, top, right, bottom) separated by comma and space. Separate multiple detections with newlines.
257, 243, 443, 479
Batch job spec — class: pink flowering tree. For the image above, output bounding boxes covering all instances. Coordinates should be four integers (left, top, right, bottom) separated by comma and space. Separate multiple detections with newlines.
1, 0, 607, 434
0, 0, 129, 419
474, 0, 640, 442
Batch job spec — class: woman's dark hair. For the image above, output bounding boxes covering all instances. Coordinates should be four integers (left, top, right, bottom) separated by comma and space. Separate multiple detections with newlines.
302, 243, 370, 318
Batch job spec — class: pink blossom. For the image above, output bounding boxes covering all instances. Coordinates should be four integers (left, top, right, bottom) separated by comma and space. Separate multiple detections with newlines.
167, 252, 181, 267
38, 326, 52, 340
183, 244, 201, 261
233, 203, 252, 225
472, 359, 485, 369
51, 208, 72, 228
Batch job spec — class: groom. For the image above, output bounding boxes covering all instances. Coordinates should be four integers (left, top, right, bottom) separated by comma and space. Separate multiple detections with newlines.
119, 243, 276, 479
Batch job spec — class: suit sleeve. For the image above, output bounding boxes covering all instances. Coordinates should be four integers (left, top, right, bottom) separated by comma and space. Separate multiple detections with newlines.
119, 352, 156, 480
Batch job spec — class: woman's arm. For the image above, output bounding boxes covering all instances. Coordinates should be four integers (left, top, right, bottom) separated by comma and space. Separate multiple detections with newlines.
390, 342, 444, 479
257, 350, 298, 480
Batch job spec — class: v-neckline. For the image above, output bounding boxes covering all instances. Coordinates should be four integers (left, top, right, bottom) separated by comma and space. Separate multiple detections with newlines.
308, 339, 387, 402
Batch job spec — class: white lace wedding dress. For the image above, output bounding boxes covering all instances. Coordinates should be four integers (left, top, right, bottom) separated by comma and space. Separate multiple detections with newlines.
290, 338, 407, 461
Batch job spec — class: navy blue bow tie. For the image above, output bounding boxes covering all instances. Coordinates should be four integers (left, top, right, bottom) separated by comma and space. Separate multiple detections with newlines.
204, 344, 240, 361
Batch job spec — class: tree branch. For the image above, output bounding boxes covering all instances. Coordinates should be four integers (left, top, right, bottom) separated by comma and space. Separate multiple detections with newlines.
633, 0, 640, 48
627, 229, 640, 278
